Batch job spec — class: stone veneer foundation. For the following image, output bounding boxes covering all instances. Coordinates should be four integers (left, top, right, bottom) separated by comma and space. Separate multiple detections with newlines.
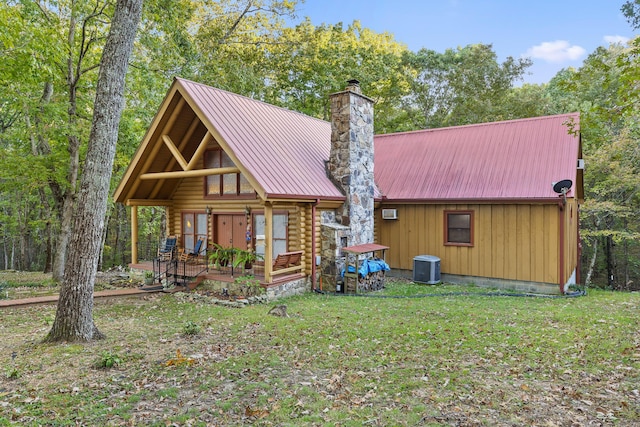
201, 277, 311, 301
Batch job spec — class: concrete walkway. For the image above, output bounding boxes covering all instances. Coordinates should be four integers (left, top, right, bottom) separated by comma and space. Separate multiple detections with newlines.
0, 287, 162, 309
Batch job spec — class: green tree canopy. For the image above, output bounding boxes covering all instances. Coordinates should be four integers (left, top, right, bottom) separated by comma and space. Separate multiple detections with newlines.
402, 44, 532, 129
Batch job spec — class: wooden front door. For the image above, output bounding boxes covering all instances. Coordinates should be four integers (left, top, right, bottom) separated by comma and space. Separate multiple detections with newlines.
215, 214, 248, 250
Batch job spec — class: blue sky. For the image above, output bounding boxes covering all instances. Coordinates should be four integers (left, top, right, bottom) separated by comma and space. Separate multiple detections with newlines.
291, 0, 636, 84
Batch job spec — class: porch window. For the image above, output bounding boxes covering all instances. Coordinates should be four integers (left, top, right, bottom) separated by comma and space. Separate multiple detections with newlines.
205, 149, 254, 197
444, 211, 473, 246
182, 212, 208, 252
253, 213, 288, 259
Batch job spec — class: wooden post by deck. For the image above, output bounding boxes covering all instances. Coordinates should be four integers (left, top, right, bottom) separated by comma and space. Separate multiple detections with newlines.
264, 202, 273, 283
131, 205, 138, 264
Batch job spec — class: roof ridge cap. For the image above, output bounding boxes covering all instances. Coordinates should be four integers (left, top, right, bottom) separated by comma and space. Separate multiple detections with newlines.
375, 112, 580, 138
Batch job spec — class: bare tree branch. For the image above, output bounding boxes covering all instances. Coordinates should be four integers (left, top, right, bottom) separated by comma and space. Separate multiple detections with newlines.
218, 1, 254, 44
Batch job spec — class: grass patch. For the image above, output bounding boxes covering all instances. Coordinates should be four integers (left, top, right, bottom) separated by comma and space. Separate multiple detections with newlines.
0, 274, 638, 425
0, 271, 58, 299
0, 270, 56, 287
378, 280, 491, 296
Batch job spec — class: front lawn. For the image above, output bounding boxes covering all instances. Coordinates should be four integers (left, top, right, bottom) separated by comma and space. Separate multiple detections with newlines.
0, 278, 638, 426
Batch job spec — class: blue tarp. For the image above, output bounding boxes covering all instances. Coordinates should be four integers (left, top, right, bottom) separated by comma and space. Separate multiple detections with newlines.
341, 258, 390, 278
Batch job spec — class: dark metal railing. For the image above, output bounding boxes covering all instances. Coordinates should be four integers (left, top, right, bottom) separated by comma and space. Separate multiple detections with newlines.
153, 256, 208, 288
136, 241, 162, 263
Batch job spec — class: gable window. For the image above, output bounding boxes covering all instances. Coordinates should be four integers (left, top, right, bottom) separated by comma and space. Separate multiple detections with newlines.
444, 211, 473, 246
205, 148, 253, 197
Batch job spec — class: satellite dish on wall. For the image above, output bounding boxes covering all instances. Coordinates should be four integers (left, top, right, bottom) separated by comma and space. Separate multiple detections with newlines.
552, 179, 573, 207
552, 179, 573, 195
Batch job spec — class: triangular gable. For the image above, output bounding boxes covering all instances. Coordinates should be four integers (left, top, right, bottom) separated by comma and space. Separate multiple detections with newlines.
114, 78, 344, 205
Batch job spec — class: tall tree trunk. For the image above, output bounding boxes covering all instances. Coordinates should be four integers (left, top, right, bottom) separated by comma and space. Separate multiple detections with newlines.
1, 232, 5, 270
623, 219, 629, 290
584, 237, 598, 288
606, 235, 615, 289
43, 220, 53, 273
10, 239, 15, 270
18, 210, 26, 270
45, 0, 143, 342
52, 168, 77, 281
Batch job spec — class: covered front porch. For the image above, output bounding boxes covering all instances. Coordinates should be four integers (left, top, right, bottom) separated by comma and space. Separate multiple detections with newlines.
127, 200, 312, 285
129, 252, 307, 300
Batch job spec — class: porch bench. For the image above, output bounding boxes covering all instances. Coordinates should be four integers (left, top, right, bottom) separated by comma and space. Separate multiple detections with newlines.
254, 250, 304, 277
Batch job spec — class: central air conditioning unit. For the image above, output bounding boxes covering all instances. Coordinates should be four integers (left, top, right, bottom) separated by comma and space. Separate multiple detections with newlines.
413, 255, 441, 284
382, 208, 398, 220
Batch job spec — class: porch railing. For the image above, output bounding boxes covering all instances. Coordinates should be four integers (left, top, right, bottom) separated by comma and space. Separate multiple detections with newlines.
136, 240, 162, 263
153, 257, 208, 288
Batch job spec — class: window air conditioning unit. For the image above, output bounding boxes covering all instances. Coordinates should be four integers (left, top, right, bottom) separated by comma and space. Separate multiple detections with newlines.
382, 208, 398, 220
413, 255, 441, 284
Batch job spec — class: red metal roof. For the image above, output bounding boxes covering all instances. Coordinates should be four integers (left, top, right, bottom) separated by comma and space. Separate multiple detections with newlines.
115, 78, 581, 205
374, 113, 581, 201
177, 78, 343, 200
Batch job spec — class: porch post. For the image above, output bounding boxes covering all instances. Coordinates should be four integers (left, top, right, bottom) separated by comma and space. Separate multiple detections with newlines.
264, 201, 273, 283
131, 205, 138, 264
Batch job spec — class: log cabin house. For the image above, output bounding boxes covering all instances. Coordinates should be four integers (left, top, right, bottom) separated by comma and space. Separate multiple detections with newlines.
114, 77, 583, 296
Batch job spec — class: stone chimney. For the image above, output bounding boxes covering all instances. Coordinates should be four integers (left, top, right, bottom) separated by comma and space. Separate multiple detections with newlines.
327, 79, 375, 246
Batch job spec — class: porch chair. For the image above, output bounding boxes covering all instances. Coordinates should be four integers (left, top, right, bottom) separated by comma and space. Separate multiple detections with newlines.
178, 236, 206, 264
157, 235, 177, 261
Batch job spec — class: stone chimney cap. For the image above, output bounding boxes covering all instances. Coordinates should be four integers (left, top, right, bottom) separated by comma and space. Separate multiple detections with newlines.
346, 79, 361, 93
